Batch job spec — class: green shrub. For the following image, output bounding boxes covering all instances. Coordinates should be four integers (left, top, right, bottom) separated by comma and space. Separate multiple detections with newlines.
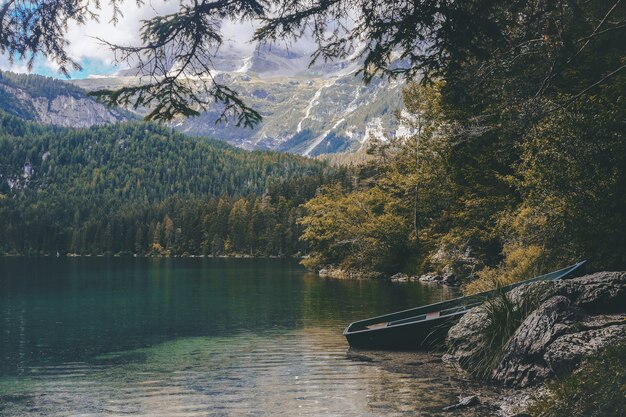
464, 243, 546, 295
527, 343, 626, 417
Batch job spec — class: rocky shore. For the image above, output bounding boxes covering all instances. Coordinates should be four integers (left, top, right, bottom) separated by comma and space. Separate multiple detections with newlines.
442, 271, 625, 415
350, 271, 625, 416
316, 267, 462, 286
389, 271, 459, 286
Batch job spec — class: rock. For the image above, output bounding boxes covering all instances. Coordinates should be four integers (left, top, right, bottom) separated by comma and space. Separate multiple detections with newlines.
504, 271, 626, 312
442, 395, 480, 411
441, 353, 458, 363
447, 271, 626, 388
418, 273, 443, 283
441, 273, 458, 286
492, 296, 585, 386
1, 83, 126, 128
544, 321, 626, 376
390, 273, 409, 282
497, 388, 539, 417
447, 308, 490, 366
418, 274, 431, 282
558, 271, 626, 313
317, 267, 382, 280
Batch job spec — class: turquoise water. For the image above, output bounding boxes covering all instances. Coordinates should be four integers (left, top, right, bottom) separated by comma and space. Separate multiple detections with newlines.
0, 258, 465, 416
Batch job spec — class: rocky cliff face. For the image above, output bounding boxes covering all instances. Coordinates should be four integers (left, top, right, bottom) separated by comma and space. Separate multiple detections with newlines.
0, 72, 127, 128
447, 272, 626, 387
73, 46, 406, 156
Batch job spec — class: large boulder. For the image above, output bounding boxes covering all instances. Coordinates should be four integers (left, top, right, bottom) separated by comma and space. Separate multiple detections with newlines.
447, 308, 490, 366
492, 296, 585, 386
555, 271, 626, 313
447, 271, 626, 387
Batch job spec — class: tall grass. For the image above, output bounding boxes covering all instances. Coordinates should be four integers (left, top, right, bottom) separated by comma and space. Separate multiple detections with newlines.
462, 287, 541, 379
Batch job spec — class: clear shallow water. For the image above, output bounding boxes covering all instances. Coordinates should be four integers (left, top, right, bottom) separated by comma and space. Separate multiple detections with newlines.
0, 258, 468, 416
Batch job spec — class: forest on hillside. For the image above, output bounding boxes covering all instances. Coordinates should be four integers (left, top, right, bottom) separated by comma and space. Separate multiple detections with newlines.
0, 112, 346, 256
0, 71, 93, 120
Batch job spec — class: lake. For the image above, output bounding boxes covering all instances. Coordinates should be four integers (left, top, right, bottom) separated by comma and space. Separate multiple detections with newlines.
0, 258, 475, 416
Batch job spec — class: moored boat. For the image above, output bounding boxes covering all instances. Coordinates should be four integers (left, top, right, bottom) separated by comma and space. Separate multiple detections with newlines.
343, 261, 586, 350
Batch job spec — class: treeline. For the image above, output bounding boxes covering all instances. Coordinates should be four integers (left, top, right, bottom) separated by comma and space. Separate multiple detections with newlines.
0, 71, 88, 121
299, 1, 626, 289
0, 112, 346, 255
0, 113, 329, 200
3, 194, 307, 257
0, 71, 85, 99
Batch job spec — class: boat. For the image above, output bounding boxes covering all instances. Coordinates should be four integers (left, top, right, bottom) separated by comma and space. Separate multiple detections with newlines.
343, 261, 586, 350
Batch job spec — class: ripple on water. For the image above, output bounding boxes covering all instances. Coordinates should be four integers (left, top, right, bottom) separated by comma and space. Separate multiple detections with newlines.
0, 327, 484, 417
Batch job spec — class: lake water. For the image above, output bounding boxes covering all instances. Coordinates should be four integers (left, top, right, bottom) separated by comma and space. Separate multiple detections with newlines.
0, 258, 476, 416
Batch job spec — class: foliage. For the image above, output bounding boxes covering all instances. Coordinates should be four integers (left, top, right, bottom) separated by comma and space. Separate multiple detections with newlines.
299, 80, 450, 275
527, 343, 626, 417
300, 1, 626, 280
467, 94, 626, 291
510, 96, 626, 271
299, 184, 412, 274
464, 244, 546, 295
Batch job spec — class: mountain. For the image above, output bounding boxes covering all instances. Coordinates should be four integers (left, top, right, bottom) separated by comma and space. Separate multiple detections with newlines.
73, 45, 405, 156
0, 71, 128, 127
2, 46, 405, 156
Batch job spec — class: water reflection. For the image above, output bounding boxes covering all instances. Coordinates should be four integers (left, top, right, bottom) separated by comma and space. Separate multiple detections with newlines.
0, 258, 478, 416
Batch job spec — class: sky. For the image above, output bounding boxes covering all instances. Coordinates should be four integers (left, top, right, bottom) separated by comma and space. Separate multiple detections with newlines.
0, 0, 263, 79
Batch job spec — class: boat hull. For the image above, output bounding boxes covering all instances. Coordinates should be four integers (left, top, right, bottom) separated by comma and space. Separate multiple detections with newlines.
345, 313, 464, 350
343, 261, 586, 350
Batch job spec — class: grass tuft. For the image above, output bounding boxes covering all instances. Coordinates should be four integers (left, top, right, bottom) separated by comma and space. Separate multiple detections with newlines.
464, 287, 541, 379
464, 244, 546, 295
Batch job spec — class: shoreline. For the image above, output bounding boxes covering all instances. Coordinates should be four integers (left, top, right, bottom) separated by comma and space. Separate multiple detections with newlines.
0, 252, 304, 259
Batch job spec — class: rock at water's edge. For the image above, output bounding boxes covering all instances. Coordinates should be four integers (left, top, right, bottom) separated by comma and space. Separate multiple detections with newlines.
447, 271, 626, 387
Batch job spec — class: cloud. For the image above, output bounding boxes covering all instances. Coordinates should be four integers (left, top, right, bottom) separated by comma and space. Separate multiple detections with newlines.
2, 1, 324, 78
220, 19, 258, 54
63, 0, 177, 68
0, 55, 28, 73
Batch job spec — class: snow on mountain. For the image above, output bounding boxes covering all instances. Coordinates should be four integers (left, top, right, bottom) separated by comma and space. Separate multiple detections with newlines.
73, 45, 405, 156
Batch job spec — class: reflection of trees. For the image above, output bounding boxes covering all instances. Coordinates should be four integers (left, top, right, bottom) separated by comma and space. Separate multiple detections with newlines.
300, 276, 460, 328
0, 257, 460, 379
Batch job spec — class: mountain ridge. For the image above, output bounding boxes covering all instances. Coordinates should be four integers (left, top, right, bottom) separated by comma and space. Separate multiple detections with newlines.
0, 71, 129, 127
75, 45, 404, 155
2, 46, 404, 156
